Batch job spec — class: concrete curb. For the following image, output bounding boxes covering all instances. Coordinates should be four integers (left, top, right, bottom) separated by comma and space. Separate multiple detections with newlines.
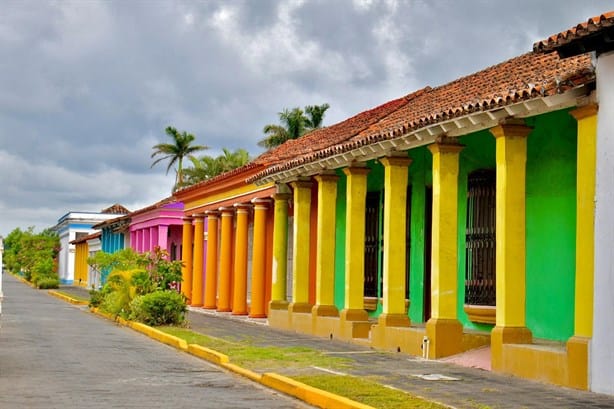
48, 290, 89, 305
57, 293, 374, 409
11, 273, 35, 287
261, 373, 375, 409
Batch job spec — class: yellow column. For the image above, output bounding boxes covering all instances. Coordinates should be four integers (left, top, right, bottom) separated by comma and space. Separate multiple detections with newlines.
340, 166, 370, 323
270, 192, 290, 310
490, 124, 533, 369
232, 204, 251, 315
567, 104, 598, 389
289, 180, 313, 314
217, 207, 234, 312
379, 156, 412, 327
250, 199, 270, 318
313, 174, 339, 317
180, 216, 193, 302
426, 142, 464, 358
191, 213, 205, 307
204, 211, 219, 309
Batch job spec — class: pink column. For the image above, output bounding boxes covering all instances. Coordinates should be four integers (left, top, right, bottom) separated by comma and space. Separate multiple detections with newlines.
151, 226, 159, 250
158, 225, 169, 253
144, 228, 151, 252
130, 231, 136, 251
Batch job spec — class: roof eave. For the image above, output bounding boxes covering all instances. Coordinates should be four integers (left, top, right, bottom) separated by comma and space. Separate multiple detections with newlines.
255, 87, 590, 185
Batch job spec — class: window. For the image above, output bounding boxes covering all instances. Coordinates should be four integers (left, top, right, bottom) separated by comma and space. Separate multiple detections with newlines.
465, 169, 496, 306
364, 192, 381, 298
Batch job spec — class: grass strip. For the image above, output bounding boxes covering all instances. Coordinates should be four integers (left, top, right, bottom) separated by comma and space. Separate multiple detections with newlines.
159, 327, 350, 372
293, 375, 447, 409
53, 290, 90, 303
159, 327, 447, 409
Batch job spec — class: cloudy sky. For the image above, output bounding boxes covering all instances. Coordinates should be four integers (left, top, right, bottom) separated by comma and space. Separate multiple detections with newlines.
0, 0, 609, 235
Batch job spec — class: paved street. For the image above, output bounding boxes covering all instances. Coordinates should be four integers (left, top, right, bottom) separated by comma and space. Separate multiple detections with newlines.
0, 274, 311, 409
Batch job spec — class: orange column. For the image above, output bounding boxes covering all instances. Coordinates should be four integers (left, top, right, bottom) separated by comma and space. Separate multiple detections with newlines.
191, 213, 205, 307
217, 207, 234, 312
232, 204, 251, 315
250, 198, 270, 318
204, 210, 219, 309
180, 216, 193, 301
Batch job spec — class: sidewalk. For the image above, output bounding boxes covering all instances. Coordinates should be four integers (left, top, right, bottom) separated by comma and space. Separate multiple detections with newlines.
58, 285, 614, 409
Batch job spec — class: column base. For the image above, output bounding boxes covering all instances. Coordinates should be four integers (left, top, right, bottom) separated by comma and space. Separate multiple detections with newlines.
567, 336, 590, 390
491, 325, 532, 371
425, 318, 463, 359
339, 308, 372, 340
203, 304, 217, 310
312, 304, 339, 317
232, 310, 248, 316
268, 301, 291, 330
288, 302, 313, 314
377, 313, 410, 327
191, 303, 203, 307
216, 307, 231, 313
289, 302, 313, 334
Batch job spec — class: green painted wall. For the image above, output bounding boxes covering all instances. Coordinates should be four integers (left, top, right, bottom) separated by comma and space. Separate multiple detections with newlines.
524, 110, 576, 341
334, 169, 347, 310
458, 130, 497, 332
408, 146, 432, 323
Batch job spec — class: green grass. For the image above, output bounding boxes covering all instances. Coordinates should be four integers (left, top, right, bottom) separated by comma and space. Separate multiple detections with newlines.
293, 374, 447, 409
159, 327, 449, 408
54, 290, 89, 302
158, 327, 351, 371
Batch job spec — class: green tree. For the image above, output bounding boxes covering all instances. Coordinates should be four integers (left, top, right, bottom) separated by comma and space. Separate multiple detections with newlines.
151, 126, 208, 191
258, 103, 329, 149
183, 148, 251, 185
3, 227, 59, 283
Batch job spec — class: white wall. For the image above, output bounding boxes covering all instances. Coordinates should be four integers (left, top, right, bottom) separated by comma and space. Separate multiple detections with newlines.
591, 50, 614, 395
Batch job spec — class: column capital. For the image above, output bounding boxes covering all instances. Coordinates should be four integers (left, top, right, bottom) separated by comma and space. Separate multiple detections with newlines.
343, 166, 370, 176
290, 179, 313, 190
192, 212, 206, 220
251, 197, 272, 209
489, 124, 532, 139
379, 156, 412, 168
205, 210, 220, 218
273, 192, 291, 202
314, 173, 339, 183
570, 103, 598, 120
428, 141, 464, 155
182, 216, 193, 223
234, 203, 252, 214
219, 206, 235, 215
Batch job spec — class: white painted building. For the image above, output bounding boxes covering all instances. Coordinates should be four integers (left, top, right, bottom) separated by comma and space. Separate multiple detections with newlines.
52, 205, 128, 284
87, 234, 102, 289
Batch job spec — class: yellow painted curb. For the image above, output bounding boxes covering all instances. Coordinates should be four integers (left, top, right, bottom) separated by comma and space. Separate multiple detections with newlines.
128, 322, 188, 351
48, 290, 88, 305
84, 305, 372, 409
261, 373, 375, 409
220, 362, 262, 382
187, 344, 229, 365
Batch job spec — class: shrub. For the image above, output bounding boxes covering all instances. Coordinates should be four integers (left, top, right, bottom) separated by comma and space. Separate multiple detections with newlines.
37, 277, 60, 289
31, 258, 57, 285
129, 290, 186, 326
89, 285, 111, 308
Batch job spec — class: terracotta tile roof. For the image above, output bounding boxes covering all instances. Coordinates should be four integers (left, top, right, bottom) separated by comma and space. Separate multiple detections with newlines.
249, 88, 429, 181
533, 11, 614, 54
70, 231, 101, 245
174, 162, 264, 195
250, 51, 594, 182
101, 203, 130, 214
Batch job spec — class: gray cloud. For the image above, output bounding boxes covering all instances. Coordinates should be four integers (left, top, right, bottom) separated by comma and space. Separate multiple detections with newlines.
0, 0, 608, 234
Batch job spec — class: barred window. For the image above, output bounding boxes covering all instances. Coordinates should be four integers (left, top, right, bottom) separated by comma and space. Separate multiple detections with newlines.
465, 169, 496, 306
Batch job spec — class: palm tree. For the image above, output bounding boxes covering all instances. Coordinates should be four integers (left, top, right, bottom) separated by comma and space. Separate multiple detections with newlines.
151, 126, 208, 191
183, 148, 251, 186
258, 103, 329, 149
304, 103, 330, 130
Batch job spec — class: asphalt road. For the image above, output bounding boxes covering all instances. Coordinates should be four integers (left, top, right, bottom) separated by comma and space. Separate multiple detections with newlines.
0, 274, 311, 409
